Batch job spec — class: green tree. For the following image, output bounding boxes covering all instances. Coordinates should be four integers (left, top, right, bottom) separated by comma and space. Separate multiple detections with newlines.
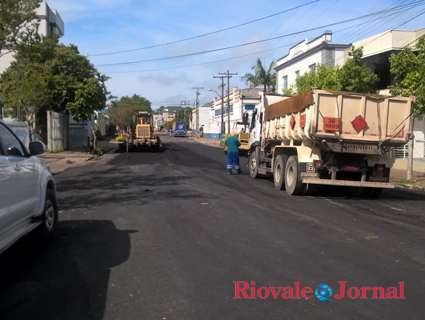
119, 94, 152, 113
291, 47, 378, 94
388, 35, 425, 179
0, 0, 39, 56
294, 63, 341, 94
107, 101, 135, 135
389, 36, 425, 116
339, 47, 379, 93
50, 44, 109, 120
0, 58, 50, 145
0, 34, 110, 146
241, 58, 276, 92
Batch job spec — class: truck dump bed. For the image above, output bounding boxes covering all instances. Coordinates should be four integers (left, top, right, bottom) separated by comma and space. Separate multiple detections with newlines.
263, 88, 415, 154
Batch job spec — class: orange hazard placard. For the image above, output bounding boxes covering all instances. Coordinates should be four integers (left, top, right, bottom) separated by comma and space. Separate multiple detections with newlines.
300, 114, 306, 128
324, 117, 340, 131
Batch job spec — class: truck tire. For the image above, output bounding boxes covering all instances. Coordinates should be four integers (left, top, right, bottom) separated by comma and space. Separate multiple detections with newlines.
153, 136, 161, 152
249, 152, 259, 179
347, 187, 364, 198
285, 155, 304, 195
274, 155, 288, 190
361, 187, 383, 199
370, 188, 383, 198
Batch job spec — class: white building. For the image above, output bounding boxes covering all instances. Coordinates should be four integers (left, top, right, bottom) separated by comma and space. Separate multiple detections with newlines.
196, 88, 261, 140
274, 31, 350, 93
191, 103, 213, 137
0, 1, 64, 74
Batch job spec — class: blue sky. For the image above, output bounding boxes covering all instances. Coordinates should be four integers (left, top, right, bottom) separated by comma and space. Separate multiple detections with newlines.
46, 0, 425, 109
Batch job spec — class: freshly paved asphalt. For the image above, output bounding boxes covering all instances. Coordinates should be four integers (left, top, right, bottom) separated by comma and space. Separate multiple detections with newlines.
1, 134, 424, 319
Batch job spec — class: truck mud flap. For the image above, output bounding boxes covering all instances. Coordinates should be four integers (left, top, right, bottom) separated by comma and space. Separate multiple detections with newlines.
301, 179, 395, 189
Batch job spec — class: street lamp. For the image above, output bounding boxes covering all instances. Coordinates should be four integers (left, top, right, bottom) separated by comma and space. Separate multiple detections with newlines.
209, 88, 224, 135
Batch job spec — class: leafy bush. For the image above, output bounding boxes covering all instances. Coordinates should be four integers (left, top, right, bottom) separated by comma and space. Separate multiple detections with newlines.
116, 136, 126, 141
92, 146, 103, 155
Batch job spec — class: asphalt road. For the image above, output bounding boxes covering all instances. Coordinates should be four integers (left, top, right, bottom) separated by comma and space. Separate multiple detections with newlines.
1, 134, 424, 320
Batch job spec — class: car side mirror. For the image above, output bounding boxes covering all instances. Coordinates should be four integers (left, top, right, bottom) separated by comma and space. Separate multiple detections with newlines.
29, 141, 45, 155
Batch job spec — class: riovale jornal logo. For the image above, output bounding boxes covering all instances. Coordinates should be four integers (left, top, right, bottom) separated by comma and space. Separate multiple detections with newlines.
233, 281, 405, 301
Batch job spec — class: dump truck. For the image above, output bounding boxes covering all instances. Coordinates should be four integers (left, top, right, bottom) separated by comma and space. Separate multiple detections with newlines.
248, 88, 415, 197
126, 111, 161, 152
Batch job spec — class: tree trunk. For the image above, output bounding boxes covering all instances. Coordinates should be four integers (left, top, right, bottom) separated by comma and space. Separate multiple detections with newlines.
25, 120, 32, 150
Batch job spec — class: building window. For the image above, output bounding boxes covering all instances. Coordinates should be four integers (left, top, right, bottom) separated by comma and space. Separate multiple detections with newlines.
245, 104, 255, 110
309, 63, 316, 72
283, 75, 288, 90
295, 70, 300, 79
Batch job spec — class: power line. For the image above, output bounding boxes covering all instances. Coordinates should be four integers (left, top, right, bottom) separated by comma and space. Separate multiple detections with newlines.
101, 43, 296, 73
95, 2, 425, 67
89, 1, 320, 57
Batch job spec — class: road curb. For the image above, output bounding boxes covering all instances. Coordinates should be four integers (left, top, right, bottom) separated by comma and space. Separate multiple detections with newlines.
393, 182, 425, 193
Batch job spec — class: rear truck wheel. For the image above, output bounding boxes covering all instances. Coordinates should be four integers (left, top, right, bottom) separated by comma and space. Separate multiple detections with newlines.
285, 155, 304, 195
38, 189, 58, 240
347, 187, 381, 198
347, 187, 364, 198
370, 188, 383, 198
360, 187, 383, 199
249, 152, 259, 179
274, 154, 288, 190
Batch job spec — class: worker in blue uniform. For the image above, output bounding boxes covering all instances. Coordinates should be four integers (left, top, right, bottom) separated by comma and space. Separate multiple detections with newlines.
225, 133, 242, 175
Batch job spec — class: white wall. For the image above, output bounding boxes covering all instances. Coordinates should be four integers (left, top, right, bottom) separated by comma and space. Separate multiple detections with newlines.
413, 118, 425, 158
351, 28, 425, 59
36, 2, 64, 36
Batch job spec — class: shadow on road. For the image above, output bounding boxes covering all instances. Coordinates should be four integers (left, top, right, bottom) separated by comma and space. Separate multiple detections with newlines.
0, 220, 135, 320
56, 171, 202, 211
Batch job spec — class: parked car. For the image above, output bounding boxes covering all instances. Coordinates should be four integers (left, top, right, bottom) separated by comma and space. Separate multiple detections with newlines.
0, 120, 58, 254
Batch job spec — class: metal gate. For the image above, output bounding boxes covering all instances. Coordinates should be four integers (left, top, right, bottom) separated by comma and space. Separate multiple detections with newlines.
69, 122, 89, 149
47, 111, 69, 152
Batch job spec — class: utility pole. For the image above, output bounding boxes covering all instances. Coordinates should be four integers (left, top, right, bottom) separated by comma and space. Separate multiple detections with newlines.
192, 87, 203, 138
213, 75, 225, 135
219, 70, 238, 134
181, 100, 190, 126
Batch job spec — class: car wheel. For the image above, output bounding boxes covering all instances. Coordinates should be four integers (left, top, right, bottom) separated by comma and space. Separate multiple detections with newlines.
38, 189, 58, 240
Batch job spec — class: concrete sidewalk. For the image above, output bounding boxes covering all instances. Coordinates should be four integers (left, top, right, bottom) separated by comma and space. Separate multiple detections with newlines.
37, 140, 118, 174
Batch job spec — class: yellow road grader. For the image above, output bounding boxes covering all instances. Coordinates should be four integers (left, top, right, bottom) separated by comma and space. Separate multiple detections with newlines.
124, 111, 161, 152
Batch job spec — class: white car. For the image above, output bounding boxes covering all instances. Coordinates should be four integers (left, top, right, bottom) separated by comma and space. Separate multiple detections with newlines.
0, 120, 58, 254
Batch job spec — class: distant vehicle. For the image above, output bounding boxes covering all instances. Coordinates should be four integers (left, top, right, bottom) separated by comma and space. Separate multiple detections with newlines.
0, 120, 58, 254
171, 121, 187, 137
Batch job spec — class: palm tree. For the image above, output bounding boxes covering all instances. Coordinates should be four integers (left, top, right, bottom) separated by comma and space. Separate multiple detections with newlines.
241, 58, 276, 92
